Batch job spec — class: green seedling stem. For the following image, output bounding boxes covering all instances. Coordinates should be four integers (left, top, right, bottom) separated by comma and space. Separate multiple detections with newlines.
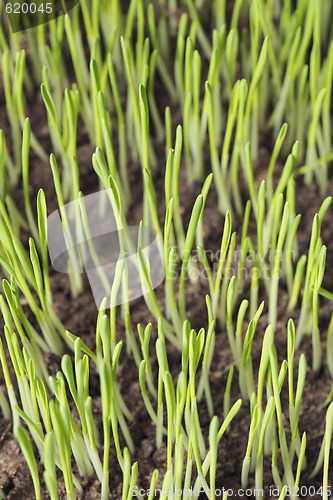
164, 205, 182, 334
137, 245, 180, 349
244, 37, 268, 156
106, 53, 129, 200
148, 49, 165, 143
91, 60, 103, 151
287, 254, 307, 312
326, 313, 333, 378
49, 400, 75, 500
234, 200, 251, 298
0, 131, 8, 200
196, 173, 213, 249
271, 439, 283, 490
22, 118, 39, 244
267, 123, 288, 202
226, 276, 237, 363
221, 79, 240, 177
147, 4, 177, 103
43, 433, 59, 500
255, 397, 275, 498
244, 142, 258, 218
193, 399, 242, 493
120, 36, 141, 158
289, 354, 307, 468
263, 147, 296, 254
172, 125, 186, 253
270, 345, 294, 490
323, 403, 333, 500
49, 154, 83, 297
213, 0, 226, 27
178, 195, 203, 321
239, 305, 263, 400
37, 189, 52, 304
223, 365, 234, 427
2, 49, 23, 182
17, 426, 41, 500
165, 107, 172, 156
283, 212, 301, 295
185, 0, 211, 58
139, 360, 161, 428
305, 88, 327, 192
225, 29, 239, 96
295, 196, 331, 346
241, 404, 261, 487
212, 211, 232, 315
174, 13, 188, 104
256, 325, 274, 410
206, 81, 232, 213
312, 245, 326, 372
64, 14, 92, 127
197, 320, 215, 417
40, 79, 66, 162
219, 232, 236, 327
1, 281, 48, 362
209, 416, 219, 500
322, 41, 333, 153
183, 90, 192, 182
138, 323, 156, 398
268, 201, 290, 328
0, 334, 19, 431
229, 79, 247, 215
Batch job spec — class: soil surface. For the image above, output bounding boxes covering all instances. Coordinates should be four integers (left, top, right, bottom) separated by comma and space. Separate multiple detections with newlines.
0, 2, 333, 500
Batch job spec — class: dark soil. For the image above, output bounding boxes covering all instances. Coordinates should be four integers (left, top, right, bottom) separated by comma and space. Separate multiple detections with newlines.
1, 3, 333, 500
